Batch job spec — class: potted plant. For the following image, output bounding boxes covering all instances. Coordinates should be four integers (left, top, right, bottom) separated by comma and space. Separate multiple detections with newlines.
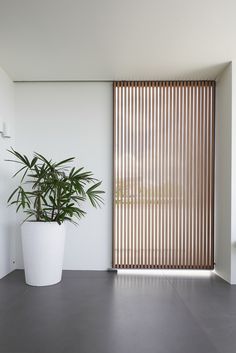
7, 148, 104, 286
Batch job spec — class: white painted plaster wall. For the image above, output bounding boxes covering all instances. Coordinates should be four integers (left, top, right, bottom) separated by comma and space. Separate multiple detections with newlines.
15, 82, 113, 270
215, 63, 236, 284
0, 67, 16, 278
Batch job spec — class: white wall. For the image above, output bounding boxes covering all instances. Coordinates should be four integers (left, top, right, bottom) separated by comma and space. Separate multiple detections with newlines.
231, 62, 236, 284
0, 67, 16, 279
13, 76, 236, 280
215, 62, 236, 284
215, 64, 232, 282
15, 82, 113, 270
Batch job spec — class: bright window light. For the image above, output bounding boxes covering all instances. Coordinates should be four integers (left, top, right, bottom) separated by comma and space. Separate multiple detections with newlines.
118, 269, 213, 278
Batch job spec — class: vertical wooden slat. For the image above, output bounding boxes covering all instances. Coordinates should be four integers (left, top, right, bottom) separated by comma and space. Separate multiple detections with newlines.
113, 82, 117, 267
169, 82, 173, 267
176, 83, 180, 268
141, 82, 144, 267
126, 82, 133, 264
200, 82, 203, 268
193, 81, 197, 268
117, 82, 120, 268
189, 82, 194, 268
144, 82, 147, 268
120, 83, 123, 268
138, 82, 142, 268
133, 83, 137, 266
159, 82, 162, 267
172, 82, 176, 268
151, 82, 155, 267
200, 81, 204, 268
183, 81, 186, 267
186, 82, 190, 267
179, 82, 183, 267
119, 82, 123, 267
160, 82, 166, 267
154, 83, 157, 267
147, 82, 151, 267
211, 83, 215, 268
203, 83, 207, 268
207, 84, 211, 268
196, 81, 200, 268
123, 82, 126, 268
165, 82, 168, 267
134, 82, 137, 267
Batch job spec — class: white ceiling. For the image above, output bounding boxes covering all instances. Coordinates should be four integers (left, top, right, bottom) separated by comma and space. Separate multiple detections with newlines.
0, 0, 235, 81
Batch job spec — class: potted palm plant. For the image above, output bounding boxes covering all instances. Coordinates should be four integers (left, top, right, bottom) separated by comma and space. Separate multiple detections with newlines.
7, 148, 104, 286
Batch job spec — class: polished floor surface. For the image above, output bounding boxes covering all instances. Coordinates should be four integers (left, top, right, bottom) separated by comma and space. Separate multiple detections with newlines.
0, 270, 235, 353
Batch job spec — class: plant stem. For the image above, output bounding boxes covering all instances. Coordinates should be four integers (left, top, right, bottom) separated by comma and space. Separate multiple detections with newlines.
36, 187, 42, 221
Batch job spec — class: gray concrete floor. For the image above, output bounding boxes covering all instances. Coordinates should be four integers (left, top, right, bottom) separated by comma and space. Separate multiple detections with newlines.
0, 270, 235, 353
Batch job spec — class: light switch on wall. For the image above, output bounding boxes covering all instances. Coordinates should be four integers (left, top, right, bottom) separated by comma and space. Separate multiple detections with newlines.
0, 116, 11, 138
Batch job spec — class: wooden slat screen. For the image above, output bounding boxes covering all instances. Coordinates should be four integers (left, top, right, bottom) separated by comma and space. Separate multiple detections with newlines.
113, 81, 215, 269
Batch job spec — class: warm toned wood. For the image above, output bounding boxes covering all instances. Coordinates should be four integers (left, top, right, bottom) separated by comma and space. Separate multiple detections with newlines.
211, 84, 215, 268
203, 83, 207, 268
189, 82, 194, 268
151, 82, 156, 266
141, 81, 145, 267
147, 82, 151, 267
200, 81, 204, 268
144, 82, 147, 268
168, 82, 174, 268
176, 83, 180, 268
126, 82, 129, 267
132, 82, 138, 266
179, 82, 183, 267
162, 82, 166, 267
121, 83, 124, 268
201, 82, 204, 268
112, 82, 116, 267
192, 82, 196, 268
154, 83, 158, 267
113, 81, 215, 269
118, 82, 121, 267
122, 82, 126, 268
183, 81, 186, 267
186, 81, 190, 267
158, 82, 162, 267
137, 82, 141, 267
173, 82, 176, 268
164, 82, 168, 267
207, 85, 211, 268
196, 82, 200, 268
133, 83, 137, 265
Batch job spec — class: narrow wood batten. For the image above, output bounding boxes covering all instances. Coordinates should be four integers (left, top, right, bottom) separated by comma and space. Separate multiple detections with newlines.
113, 81, 215, 269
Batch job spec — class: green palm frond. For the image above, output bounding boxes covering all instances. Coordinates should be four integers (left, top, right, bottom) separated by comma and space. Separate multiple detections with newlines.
6, 149, 104, 225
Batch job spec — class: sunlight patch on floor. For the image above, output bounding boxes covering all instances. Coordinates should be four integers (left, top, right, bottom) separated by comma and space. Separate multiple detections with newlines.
118, 269, 213, 277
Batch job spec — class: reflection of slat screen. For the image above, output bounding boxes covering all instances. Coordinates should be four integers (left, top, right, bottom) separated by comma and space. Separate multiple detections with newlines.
113, 81, 215, 269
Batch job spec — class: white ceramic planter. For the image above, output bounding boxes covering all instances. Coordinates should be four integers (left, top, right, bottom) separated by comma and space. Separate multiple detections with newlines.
21, 222, 66, 286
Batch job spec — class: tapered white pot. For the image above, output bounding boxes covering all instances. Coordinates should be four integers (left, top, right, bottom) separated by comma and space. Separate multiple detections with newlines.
21, 222, 66, 286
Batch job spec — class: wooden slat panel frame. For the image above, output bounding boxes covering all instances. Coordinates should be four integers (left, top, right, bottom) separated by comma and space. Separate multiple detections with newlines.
113, 81, 215, 269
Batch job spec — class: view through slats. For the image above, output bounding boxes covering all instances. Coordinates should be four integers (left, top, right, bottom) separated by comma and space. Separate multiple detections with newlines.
113, 81, 215, 269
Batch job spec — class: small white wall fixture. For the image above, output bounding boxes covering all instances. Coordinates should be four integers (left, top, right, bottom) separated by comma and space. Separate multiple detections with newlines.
0, 114, 11, 138
0, 114, 3, 133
